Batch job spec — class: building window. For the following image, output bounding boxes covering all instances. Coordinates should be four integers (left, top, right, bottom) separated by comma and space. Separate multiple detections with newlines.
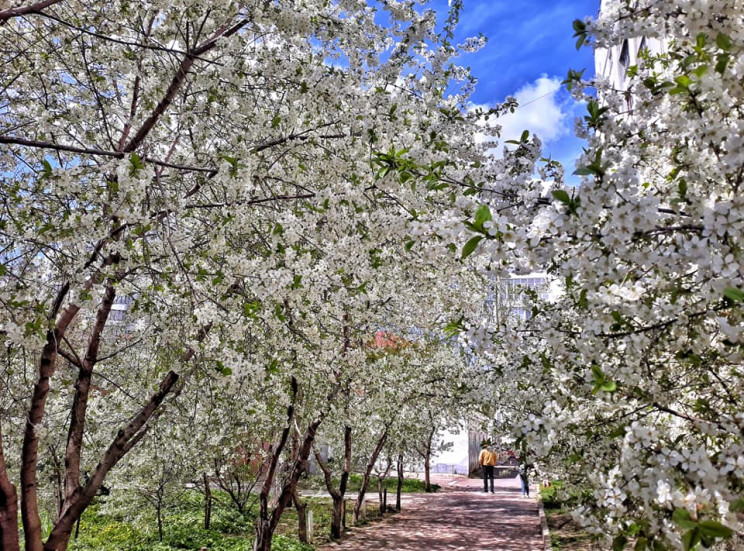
638, 37, 647, 56
619, 39, 630, 71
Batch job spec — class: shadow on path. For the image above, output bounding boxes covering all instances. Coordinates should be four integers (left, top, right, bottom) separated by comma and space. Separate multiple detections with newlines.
318, 474, 543, 551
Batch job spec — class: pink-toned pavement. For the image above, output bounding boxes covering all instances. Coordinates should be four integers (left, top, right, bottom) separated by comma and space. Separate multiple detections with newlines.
318, 474, 544, 551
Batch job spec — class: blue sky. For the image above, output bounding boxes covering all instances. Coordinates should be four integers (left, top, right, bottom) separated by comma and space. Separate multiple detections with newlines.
434, 0, 599, 181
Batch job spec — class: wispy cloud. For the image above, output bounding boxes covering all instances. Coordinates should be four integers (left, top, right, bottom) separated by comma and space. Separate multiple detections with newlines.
496, 75, 569, 145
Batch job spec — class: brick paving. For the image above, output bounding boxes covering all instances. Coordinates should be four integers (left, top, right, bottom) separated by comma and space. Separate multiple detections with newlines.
318, 474, 544, 551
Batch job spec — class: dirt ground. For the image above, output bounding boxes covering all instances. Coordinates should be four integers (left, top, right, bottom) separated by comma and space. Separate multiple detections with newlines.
546, 512, 595, 550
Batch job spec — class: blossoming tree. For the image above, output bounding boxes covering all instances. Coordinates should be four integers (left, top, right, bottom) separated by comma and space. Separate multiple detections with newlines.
461, 1, 744, 549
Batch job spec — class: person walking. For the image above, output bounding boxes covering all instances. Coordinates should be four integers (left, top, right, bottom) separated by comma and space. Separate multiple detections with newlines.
478, 441, 499, 494
518, 462, 531, 497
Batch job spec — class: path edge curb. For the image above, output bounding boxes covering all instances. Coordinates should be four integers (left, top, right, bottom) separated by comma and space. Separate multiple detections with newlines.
536, 494, 551, 551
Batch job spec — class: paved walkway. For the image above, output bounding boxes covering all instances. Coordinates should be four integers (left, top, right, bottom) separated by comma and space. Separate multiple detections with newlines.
318, 474, 544, 551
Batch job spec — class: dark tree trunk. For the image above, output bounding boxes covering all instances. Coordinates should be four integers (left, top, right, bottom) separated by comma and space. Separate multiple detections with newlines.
253, 518, 272, 551
43, 370, 179, 551
156, 500, 163, 542
396, 454, 403, 511
22, 284, 78, 551
0, 419, 20, 551
423, 426, 435, 493
424, 451, 431, 492
254, 377, 323, 551
203, 472, 212, 530
314, 426, 352, 540
378, 480, 384, 514
292, 487, 307, 544
354, 429, 388, 522
330, 496, 344, 540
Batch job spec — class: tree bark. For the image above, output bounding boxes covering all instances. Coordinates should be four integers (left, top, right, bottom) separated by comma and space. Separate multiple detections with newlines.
313, 425, 351, 540
424, 450, 431, 492
354, 428, 388, 523
396, 454, 403, 511
203, 472, 212, 530
253, 415, 322, 551
64, 285, 116, 503
291, 486, 307, 544
254, 376, 326, 551
43, 371, 179, 551
0, 419, 20, 551
378, 479, 384, 514
423, 427, 435, 492
21, 283, 78, 551
156, 498, 164, 542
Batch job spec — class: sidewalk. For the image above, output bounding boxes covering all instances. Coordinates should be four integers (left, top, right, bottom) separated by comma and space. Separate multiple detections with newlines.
318, 474, 544, 551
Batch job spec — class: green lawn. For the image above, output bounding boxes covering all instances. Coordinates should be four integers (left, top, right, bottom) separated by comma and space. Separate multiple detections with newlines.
65, 475, 433, 551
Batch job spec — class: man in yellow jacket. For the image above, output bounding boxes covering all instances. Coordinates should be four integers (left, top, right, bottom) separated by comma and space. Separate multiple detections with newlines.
478, 442, 499, 494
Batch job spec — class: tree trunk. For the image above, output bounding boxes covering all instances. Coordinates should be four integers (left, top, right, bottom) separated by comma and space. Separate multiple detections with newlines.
313, 425, 351, 540
0, 419, 20, 551
43, 371, 179, 551
203, 472, 212, 530
424, 450, 431, 492
253, 377, 323, 551
354, 428, 388, 522
253, 518, 273, 551
396, 454, 403, 511
291, 487, 307, 544
156, 500, 163, 542
378, 480, 384, 514
22, 289, 79, 551
330, 495, 344, 540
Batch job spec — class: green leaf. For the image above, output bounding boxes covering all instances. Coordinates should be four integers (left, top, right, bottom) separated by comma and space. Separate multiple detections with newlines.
475, 204, 492, 227
723, 287, 744, 302
566, 452, 582, 464
243, 301, 260, 318
444, 316, 465, 337
697, 521, 733, 539
573, 167, 595, 176
675, 75, 691, 88
678, 178, 687, 200
682, 528, 701, 551
290, 275, 303, 289
462, 236, 483, 259
520, 129, 530, 142
552, 190, 571, 205
613, 535, 628, 551
634, 538, 648, 551
716, 32, 733, 51
590, 363, 604, 381
600, 380, 617, 393
730, 498, 744, 513
673, 509, 698, 531
272, 115, 282, 128
129, 152, 145, 176
41, 159, 53, 178
715, 54, 730, 74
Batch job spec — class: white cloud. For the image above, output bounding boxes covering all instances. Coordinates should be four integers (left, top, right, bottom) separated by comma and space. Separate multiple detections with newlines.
497, 75, 568, 144
472, 75, 572, 157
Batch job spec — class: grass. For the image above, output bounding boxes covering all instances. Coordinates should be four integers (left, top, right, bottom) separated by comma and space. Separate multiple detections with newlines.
65, 475, 429, 551
300, 473, 439, 494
